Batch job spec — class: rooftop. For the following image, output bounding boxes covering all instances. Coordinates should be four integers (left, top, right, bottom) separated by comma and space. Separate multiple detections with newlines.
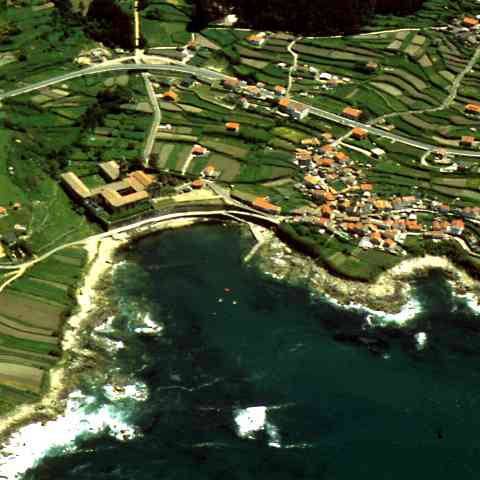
99, 161, 120, 181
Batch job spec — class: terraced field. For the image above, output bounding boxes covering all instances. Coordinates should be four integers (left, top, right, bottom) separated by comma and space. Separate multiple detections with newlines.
0, 247, 87, 414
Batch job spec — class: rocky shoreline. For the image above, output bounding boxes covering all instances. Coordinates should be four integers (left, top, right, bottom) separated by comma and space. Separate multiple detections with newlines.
1, 218, 480, 475
0, 217, 210, 463
256, 235, 480, 324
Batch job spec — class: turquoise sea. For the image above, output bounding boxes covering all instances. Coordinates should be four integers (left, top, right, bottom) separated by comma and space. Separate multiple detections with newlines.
14, 223, 480, 479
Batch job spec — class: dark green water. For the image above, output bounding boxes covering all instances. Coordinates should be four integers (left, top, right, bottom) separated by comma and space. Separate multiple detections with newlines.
23, 224, 480, 479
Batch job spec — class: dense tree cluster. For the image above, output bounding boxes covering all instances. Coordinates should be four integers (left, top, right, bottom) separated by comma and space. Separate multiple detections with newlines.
86, 0, 135, 50
79, 86, 133, 131
53, 0, 142, 50
193, 0, 425, 35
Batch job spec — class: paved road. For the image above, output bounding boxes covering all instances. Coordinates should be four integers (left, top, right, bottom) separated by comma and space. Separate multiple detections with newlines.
0, 207, 279, 274
371, 44, 480, 126
286, 37, 301, 95
142, 73, 162, 164
307, 105, 480, 157
2, 53, 480, 160
0, 63, 224, 101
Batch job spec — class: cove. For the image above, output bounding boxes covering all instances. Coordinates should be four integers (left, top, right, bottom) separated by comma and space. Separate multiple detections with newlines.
22, 223, 480, 479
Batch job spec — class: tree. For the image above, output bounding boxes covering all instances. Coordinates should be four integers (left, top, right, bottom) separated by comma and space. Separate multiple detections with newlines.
197, 0, 425, 36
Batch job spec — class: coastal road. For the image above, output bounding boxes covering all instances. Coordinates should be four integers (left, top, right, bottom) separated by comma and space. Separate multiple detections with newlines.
0, 207, 279, 274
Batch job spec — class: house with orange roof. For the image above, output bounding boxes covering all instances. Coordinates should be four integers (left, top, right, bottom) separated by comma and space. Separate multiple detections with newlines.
335, 151, 349, 163
370, 231, 382, 245
192, 145, 209, 156
351, 127, 368, 140
315, 217, 330, 226
191, 179, 204, 189
252, 197, 281, 214
202, 165, 217, 178
226, 122, 240, 133
406, 220, 421, 232
439, 203, 450, 214
162, 91, 178, 102
463, 16, 479, 28
320, 144, 335, 156
223, 77, 240, 90
384, 239, 396, 251
449, 219, 465, 235
465, 103, 480, 115
461, 135, 475, 147
360, 183, 373, 191
274, 85, 287, 96
278, 99, 310, 120
342, 106, 363, 120
246, 33, 266, 47
0, 207, 6, 216
317, 157, 334, 168
321, 205, 333, 218
323, 191, 335, 203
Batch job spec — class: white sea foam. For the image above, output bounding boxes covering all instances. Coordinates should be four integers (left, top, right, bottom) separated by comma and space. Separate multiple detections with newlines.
0, 390, 142, 479
464, 293, 480, 315
133, 312, 164, 336
104, 381, 149, 402
452, 287, 480, 316
233, 406, 282, 447
414, 332, 428, 351
234, 406, 266, 439
94, 336, 125, 352
265, 421, 281, 448
111, 259, 128, 274
94, 315, 116, 334
321, 290, 422, 327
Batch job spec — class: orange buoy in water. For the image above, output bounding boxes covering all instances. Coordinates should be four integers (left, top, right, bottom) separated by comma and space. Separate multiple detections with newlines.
224, 288, 231, 293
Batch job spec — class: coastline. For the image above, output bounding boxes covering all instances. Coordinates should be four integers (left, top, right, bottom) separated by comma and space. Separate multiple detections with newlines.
0, 235, 122, 446
257, 236, 480, 325
0, 217, 206, 450
1, 216, 480, 474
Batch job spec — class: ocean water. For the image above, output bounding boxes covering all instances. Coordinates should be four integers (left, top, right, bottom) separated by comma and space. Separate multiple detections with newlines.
13, 223, 480, 479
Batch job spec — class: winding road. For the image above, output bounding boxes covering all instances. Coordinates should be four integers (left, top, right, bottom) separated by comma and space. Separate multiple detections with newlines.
370, 43, 480, 126
2, 56, 480, 158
